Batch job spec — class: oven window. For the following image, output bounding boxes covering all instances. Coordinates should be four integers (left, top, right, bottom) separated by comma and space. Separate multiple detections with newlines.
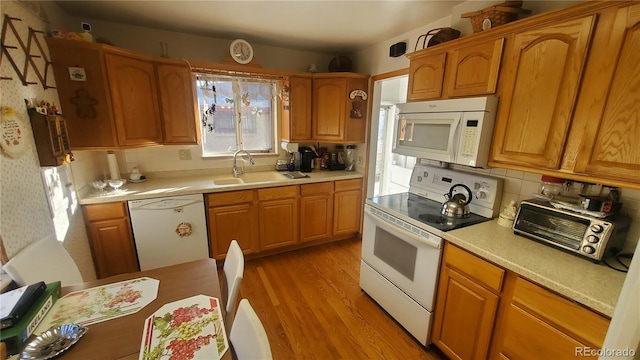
515, 206, 589, 250
373, 227, 417, 280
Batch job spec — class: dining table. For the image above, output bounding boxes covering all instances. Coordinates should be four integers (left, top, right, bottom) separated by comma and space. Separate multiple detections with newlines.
50, 258, 232, 360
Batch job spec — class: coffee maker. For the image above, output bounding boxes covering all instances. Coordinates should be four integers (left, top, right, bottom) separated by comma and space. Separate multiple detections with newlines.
299, 147, 315, 172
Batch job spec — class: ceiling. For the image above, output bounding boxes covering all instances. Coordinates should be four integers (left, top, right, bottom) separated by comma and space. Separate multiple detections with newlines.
52, 1, 465, 53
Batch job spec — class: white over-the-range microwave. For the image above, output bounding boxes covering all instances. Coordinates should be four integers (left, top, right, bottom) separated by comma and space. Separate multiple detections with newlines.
394, 96, 498, 168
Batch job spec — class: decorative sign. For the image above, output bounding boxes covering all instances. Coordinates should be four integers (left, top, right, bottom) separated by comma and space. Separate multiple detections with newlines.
68, 67, 87, 81
0, 107, 29, 158
139, 295, 229, 360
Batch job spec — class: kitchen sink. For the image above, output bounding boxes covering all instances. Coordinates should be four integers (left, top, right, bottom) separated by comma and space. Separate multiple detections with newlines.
213, 171, 288, 186
240, 171, 287, 183
213, 178, 244, 185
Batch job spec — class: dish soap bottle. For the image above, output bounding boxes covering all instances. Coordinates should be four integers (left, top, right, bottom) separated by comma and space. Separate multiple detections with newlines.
498, 200, 517, 227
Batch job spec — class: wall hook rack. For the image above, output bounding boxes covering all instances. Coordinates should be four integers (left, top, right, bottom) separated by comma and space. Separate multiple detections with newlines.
0, 14, 56, 89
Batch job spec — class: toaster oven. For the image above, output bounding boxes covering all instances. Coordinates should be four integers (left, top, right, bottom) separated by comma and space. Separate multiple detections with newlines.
513, 199, 631, 262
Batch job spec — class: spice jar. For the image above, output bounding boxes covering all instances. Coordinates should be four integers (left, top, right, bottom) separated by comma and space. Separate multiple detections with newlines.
539, 175, 565, 198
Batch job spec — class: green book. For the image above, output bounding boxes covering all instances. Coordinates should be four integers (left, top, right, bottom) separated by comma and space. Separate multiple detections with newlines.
0, 281, 62, 355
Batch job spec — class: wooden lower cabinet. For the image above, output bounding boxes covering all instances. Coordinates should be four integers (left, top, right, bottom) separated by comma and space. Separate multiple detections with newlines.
204, 178, 362, 260
333, 179, 363, 236
432, 243, 502, 360
258, 186, 299, 251
300, 182, 334, 242
433, 243, 611, 360
490, 276, 610, 360
206, 190, 259, 260
82, 202, 139, 278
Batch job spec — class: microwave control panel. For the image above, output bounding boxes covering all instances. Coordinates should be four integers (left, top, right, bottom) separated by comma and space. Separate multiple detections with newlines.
460, 120, 479, 157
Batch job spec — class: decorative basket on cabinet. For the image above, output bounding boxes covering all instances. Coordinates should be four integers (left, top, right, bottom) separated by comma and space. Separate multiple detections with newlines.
462, 0, 531, 33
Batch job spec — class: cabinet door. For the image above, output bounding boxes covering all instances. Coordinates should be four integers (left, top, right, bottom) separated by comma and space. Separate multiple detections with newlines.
259, 198, 299, 250
344, 76, 369, 143
157, 62, 198, 144
300, 186, 333, 242
87, 218, 139, 278
46, 38, 118, 149
208, 203, 259, 260
105, 52, 163, 146
431, 267, 499, 360
284, 76, 312, 141
407, 51, 446, 101
491, 16, 596, 169
573, 7, 640, 183
313, 78, 346, 140
448, 38, 504, 97
333, 189, 362, 236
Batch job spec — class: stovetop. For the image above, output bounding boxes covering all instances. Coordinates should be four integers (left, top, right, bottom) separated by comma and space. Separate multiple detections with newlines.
368, 192, 492, 232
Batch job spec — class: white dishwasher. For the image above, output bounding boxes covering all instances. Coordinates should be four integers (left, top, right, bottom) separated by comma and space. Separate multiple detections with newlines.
128, 194, 210, 270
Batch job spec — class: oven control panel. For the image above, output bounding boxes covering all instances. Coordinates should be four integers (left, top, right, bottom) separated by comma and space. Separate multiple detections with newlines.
409, 163, 503, 218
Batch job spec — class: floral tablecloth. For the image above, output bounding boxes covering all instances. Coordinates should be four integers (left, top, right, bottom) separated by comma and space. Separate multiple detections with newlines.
35, 277, 159, 333
139, 295, 228, 360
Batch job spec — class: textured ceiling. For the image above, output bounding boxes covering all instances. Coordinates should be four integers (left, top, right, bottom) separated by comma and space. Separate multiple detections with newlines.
53, 1, 465, 53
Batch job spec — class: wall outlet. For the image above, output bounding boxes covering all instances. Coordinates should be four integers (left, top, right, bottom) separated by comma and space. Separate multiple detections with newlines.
357, 156, 364, 165
178, 149, 192, 160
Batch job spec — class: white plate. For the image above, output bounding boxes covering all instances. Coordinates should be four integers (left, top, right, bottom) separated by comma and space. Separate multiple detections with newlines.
129, 178, 147, 183
21, 324, 88, 360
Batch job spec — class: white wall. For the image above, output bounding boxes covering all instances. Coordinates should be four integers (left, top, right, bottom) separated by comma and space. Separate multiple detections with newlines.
0, 0, 96, 280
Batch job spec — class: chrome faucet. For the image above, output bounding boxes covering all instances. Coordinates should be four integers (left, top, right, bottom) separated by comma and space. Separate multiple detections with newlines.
233, 149, 255, 177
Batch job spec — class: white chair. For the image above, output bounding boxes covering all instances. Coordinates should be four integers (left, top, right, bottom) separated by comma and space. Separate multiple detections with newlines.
230, 299, 273, 360
223, 239, 244, 322
3, 235, 83, 287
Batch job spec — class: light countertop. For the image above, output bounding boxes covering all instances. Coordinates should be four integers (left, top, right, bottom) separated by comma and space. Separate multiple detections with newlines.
78, 170, 364, 205
443, 219, 627, 317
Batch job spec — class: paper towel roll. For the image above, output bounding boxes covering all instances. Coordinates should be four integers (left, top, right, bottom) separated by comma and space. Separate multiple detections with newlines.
107, 152, 121, 180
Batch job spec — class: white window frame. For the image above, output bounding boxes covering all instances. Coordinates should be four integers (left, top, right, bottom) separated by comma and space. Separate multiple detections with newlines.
195, 73, 282, 158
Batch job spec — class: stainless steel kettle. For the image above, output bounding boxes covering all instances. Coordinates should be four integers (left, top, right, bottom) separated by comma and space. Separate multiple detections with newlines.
441, 184, 472, 218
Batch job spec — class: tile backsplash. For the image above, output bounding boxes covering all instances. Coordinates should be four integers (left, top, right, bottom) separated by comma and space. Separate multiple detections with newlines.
442, 162, 640, 254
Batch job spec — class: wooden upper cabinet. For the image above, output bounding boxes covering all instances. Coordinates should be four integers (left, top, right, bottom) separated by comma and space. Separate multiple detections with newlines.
448, 38, 504, 98
313, 77, 346, 140
312, 73, 369, 143
157, 62, 199, 144
46, 38, 118, 149
282, 76, 312, 142
571, 5, 640, 184
105, 52, 163, 146
490, 16, 596, 170
46, 38, 198, 149
407, 51, 446, 101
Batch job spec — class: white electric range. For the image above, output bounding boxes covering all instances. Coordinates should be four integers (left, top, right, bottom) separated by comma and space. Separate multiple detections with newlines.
360, 163, 502, 345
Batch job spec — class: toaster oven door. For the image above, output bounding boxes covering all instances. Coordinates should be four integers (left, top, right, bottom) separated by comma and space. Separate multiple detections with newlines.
513, 202, 590, 251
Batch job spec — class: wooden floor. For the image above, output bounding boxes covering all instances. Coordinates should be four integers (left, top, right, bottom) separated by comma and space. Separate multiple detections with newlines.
234, 237, 446, 360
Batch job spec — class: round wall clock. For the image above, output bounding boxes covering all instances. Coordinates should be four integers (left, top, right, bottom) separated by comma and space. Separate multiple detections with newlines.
229, 39, 254, 64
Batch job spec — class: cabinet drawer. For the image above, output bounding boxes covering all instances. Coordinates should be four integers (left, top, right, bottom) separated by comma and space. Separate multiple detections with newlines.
501, 303, 586, 360
334, 178, 362, 192
444, 244, 505, 292
258, 185, 298, 201
512, 277, 609, 347
207, 190, 254, 206
83, 202, 127, 221
301, 182, 333, 196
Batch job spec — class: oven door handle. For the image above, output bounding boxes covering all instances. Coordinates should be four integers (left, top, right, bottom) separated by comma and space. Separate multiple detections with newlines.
365, 208, 441, 249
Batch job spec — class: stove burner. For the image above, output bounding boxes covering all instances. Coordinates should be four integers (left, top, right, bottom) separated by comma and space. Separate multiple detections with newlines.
418, 214, 456, 226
